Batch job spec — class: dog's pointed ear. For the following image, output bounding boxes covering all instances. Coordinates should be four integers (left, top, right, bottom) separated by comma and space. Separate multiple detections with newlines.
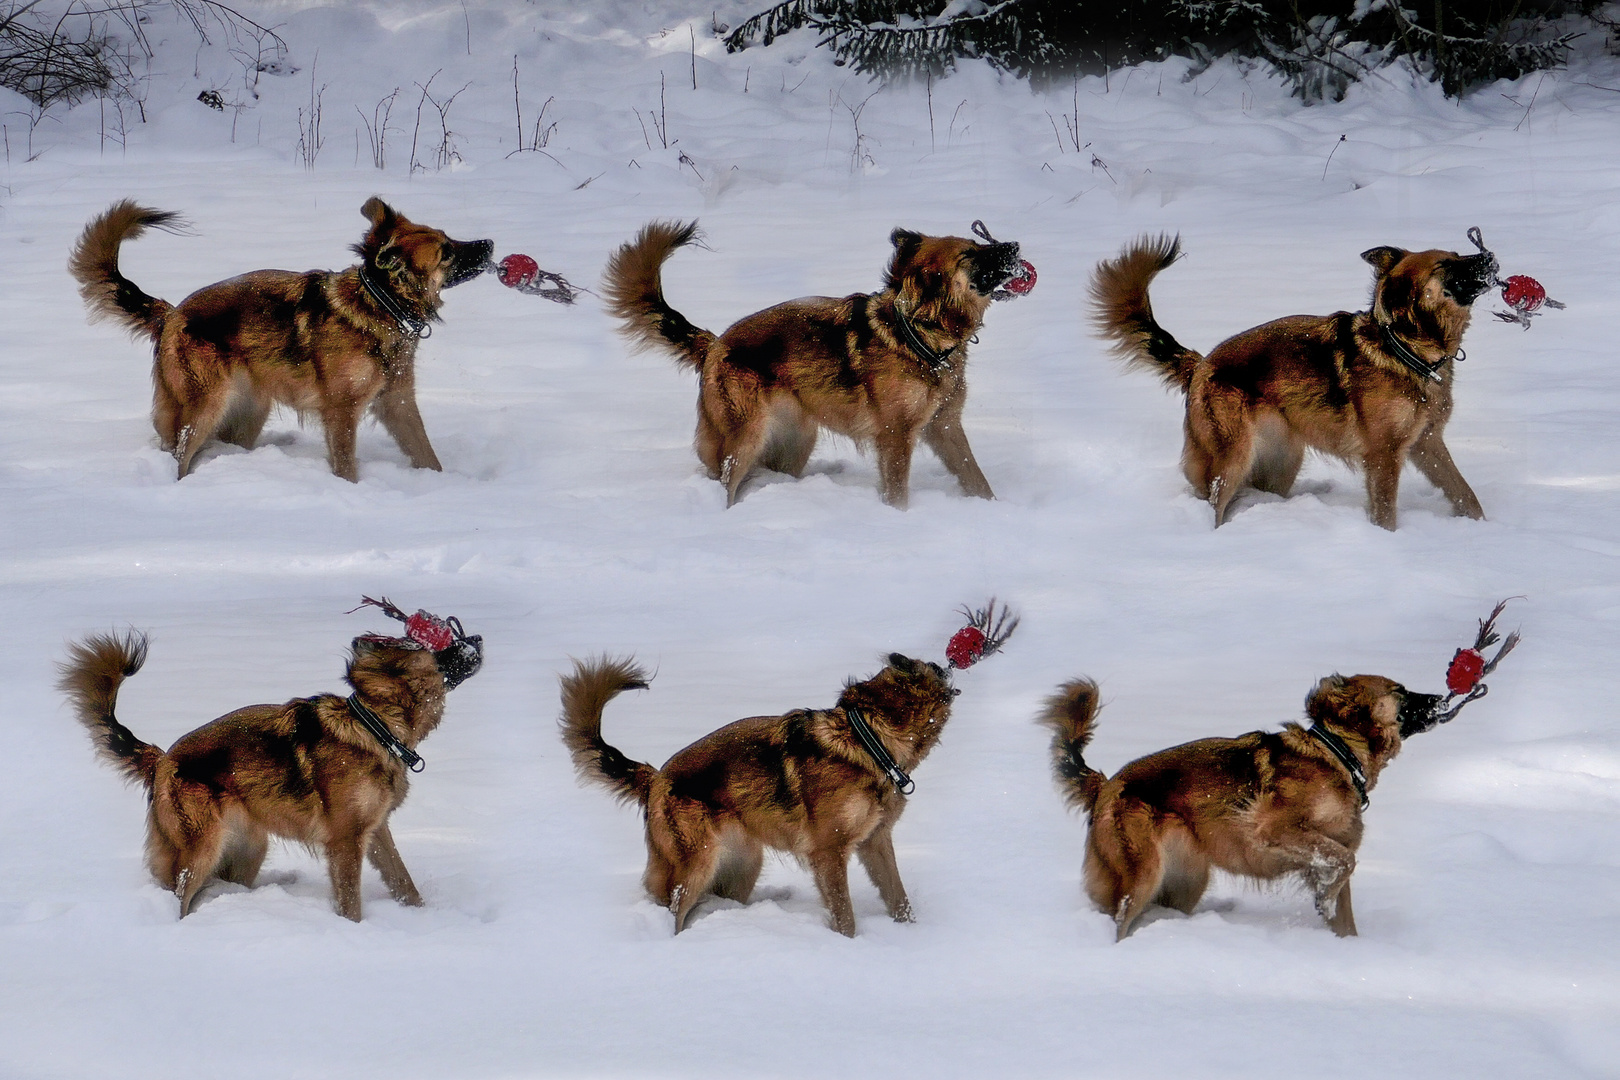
1361, 246, 1406, 276
890, 228, 923, 260
1305, 673, 1349, 724
887, 652, 919, 674
361, 197, 397, 228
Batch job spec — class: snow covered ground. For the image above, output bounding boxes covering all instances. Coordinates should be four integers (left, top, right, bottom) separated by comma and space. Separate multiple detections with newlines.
2, 2, 1617, 1076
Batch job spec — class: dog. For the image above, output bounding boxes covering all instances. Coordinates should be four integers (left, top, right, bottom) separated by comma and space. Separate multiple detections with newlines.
603, 220, 1027, 508
1090, 234, 1498, 529
1038, 673, 1446, 938
58, 603, 483, 920
559, 653, 960, 935
69, 198, 493, 481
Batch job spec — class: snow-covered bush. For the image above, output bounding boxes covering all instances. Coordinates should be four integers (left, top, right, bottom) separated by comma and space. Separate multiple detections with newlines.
724, 0, 1604, 100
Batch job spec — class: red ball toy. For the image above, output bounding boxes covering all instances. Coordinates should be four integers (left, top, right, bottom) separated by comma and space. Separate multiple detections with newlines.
1002, 259, 1038, 296
496, 253, 540, 289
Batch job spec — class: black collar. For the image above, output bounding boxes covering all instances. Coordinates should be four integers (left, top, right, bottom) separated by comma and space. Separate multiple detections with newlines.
845, 705, 914, 794
893, 303, 957, 375
359, 266, 432, 339
1306, 725, 1367, 809
1375, 317, 1461, 383
347, 694, 424, 772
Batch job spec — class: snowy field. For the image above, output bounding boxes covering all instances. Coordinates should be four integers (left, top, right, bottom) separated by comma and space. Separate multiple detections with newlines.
2, 2, 1618, 1077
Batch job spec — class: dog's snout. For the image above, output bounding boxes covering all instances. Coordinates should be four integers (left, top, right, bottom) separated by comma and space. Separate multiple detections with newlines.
445, 239, 496, 288
1397, 690, 1446, 738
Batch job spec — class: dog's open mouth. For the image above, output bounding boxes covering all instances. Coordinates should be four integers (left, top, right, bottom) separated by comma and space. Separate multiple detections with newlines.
445, 238, 496, 289
994, 259, 1038, 300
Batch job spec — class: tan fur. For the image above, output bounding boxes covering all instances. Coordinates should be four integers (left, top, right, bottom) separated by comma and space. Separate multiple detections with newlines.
604, 220, 1024, 508
69, 197, 491, 481
559, 653, 959, 936
1041, 673, 1415, 939
59, 630, 454, 920
1091, 236, 1494, 529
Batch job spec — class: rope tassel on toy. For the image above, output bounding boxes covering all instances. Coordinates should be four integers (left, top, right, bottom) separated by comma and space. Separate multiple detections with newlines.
1403, 597, 1522, 735
1467, 227, 1564, 329
945, 599, 1020, 669
487, 253, 580, 304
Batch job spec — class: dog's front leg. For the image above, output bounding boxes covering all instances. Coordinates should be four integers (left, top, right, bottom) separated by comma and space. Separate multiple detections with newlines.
922, 396, 994, 500
321, 403, 365, 483
809, 847, 858, 936
875, 431, 916, 510
1408, 427, 1484, 520
373, 376, 444, 472
1362, 446, 1404, 531
367, 822, 423, 907
326, 825, 368, 921
855, 825, 913, 923
1327, 879, 1357, 937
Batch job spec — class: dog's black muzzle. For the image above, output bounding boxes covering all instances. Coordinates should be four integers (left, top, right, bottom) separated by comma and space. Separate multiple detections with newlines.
434, 622, 484, 690
970, 240, 1023, 295
1445, 251, 1499, 307
446, 238, 496, 289
1397, 690, 1448, 738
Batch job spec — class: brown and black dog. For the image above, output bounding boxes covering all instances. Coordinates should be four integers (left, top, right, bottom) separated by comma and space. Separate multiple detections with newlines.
604, 221, 1024, 508
1039, 674, 1446, 939
58, 615, 482, 920
559, 653, 959, 935
1091, 235, 1498, 529
70, 198, 492, 481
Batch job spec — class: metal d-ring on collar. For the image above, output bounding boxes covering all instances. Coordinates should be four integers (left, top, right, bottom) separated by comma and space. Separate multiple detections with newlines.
845, 704, 914, 794
1307, 724, 1367, 809
347, 693, 425, 772
359, 265, 432, 339
893, 302, 957, 375
1375, 318, 1461, 383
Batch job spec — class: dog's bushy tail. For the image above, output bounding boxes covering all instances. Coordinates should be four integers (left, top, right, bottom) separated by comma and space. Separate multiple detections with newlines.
69, 200, 182, 340
58, 631, 161, 790
1036, 678, 1104, 815
1089, 235, 1202, 393
559, 657, 658, 807
602, 220, 717, 370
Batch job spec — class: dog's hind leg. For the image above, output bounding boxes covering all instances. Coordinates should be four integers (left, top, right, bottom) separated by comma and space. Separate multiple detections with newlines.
152, 379, 184, 454
172, 388, 237, 479
710, 835, 764, 903
1184, 388, 1254, 526
1408, 427, 1483, 520
372, 378, 443, 471
173, 825, 227, 917
809, 846, 859, 937
856, 823, 913, 923
669, 848, 721, 933
758, 410, 819, 478
1092, 808, 1164, 940
1248, 424, 1304, 497
216, 390, 272, 450
694, 409, 726, 481
1153, 835, 1210, 916
366, 822, 422, 907
215, 823, 269, 887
